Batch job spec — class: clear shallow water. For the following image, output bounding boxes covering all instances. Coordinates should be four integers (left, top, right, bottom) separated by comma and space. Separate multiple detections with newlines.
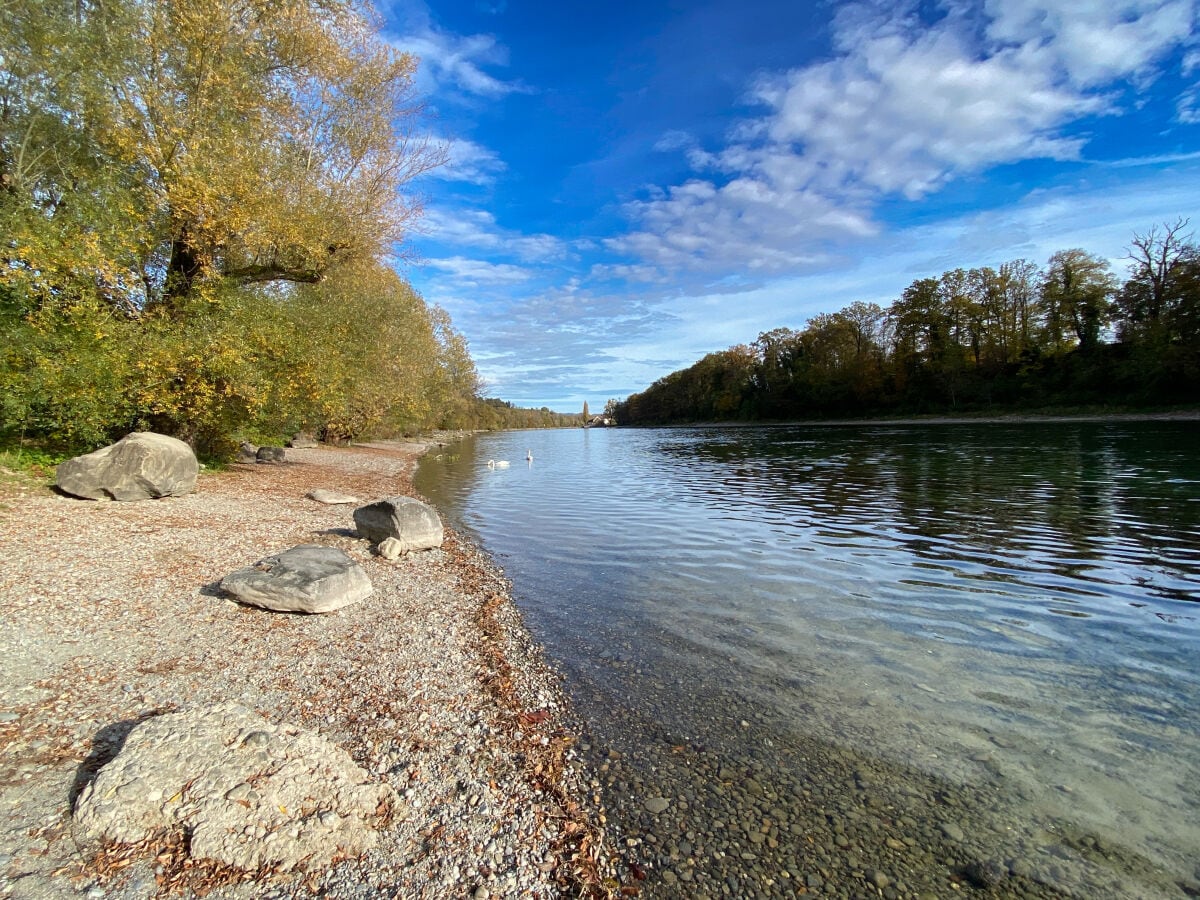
417, 423, 1200, 897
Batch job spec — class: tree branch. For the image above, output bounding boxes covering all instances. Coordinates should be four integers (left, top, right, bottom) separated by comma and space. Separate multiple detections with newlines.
221, 263, 324, 285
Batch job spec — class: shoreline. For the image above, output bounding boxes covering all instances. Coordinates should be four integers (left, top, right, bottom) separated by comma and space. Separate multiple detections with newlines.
0, 437, 615, 898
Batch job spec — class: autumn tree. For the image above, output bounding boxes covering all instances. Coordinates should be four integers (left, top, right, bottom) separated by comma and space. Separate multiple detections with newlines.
751, 327, 804, 416
1041, 250, 1115, 353
0, 0, 464, 455
282, 259, 448, 442
1117, 219, 1198, 344
427, 306, 483, 430
0, 0, 442, 314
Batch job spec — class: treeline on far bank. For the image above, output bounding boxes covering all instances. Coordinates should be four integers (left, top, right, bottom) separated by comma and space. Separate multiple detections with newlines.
474, 398, 583, 430
0, 0, 551, 463
614, 221, 1200, 424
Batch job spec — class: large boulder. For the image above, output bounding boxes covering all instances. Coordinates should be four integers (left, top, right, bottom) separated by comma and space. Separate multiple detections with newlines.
256, 446, 286, 464
288, 432, 318, 449
74, 704, 396, 872
221, 545, 372, 614
353, 497, 443, 549
55, 432, 198, 501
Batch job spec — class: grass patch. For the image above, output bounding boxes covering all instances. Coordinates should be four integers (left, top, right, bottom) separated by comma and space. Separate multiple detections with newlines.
0, 444, 74, 508
0, 444, 68, 481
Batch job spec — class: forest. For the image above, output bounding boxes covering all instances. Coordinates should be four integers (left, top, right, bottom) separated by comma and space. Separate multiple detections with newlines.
0, 0, 554, 462
614, 222, 1200, 425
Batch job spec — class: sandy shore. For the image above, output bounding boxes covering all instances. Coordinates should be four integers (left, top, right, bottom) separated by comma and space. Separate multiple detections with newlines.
0, 439, 614, 899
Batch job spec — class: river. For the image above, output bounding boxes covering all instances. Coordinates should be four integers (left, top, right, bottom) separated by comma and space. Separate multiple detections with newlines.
414, 421, 1200, 899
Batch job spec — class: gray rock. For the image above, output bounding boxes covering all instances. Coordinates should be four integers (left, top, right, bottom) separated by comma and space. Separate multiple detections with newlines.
236, 441, 258, 464
256, 446, 286, 464
307, 489, 360, 505
353, 497, 443, 549
1007, 857, 1034, 879
377, 537, 410, 560
940, 821, 965, 842
74, 704, 396, 872
963, 859, 1007, 887
287, 432, 318, 449
221, 545, 372, 613
56, 432, 198, 501
644, 796, 671, 814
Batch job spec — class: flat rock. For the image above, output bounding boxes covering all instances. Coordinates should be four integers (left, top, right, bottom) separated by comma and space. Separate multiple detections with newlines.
353, 497, 443, 549
74, 704, 396, 872
644, 797, 671, 814
221, 545, 372, 613
307, 489, 361, 505
288, 432, 318, 449
55, 432, 198, 501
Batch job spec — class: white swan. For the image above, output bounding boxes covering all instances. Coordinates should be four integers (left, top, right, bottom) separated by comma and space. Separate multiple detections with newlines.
487, 459, 510, 469
526, 449, 534, 462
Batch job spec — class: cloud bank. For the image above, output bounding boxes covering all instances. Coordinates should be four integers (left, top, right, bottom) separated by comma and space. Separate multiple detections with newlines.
612, 0, 1197, 277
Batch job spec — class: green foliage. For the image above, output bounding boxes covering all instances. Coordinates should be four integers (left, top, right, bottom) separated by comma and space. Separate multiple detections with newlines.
0, 444, 69, 483
0, 291, 137, 450
616, 221, 1200, 425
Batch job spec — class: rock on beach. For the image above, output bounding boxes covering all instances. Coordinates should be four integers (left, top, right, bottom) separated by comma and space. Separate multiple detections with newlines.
74, 704, 396, 872
353, 496, 443, 549
221, 545, 373, 613
55, 432, 198, 501
307, 488, 361, 505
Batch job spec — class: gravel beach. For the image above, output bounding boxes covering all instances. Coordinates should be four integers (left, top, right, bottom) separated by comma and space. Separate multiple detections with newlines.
0, 438, 615, 899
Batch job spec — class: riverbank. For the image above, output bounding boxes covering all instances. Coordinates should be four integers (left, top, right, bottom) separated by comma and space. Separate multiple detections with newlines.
0, 438, 615, 899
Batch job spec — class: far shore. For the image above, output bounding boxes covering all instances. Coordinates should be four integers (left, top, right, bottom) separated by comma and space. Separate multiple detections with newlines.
619, 408, 1200, 429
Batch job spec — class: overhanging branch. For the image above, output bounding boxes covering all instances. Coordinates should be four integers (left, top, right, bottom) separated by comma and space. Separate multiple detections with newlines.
221, 264, 324, 285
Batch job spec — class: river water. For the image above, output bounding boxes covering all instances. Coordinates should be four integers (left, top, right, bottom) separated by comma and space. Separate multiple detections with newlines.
415, 422, 1200, 899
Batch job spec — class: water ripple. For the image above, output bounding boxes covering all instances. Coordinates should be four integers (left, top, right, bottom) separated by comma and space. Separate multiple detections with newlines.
416, 422, 1200, 888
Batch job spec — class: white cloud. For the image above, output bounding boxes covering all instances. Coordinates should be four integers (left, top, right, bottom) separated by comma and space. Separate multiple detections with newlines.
432, 138, 507, 185
983, 0, 1196, 88
389, 25, 527, 99
425, 256, 533, 285
609, 172, 871, 274
419, 207, 569, 263
653, 130, 697, 152
750, 24, 1096, 198
614, 0, 1196, 277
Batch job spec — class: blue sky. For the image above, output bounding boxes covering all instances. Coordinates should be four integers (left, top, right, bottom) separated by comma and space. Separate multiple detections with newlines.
381, 0, 1200, 412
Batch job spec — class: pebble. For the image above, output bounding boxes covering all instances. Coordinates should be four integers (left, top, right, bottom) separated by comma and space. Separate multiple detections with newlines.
644, 796, 670, 814
940, 821, 966, 842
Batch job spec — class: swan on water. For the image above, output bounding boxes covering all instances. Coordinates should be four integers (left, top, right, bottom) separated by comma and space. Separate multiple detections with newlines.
487, 459, 510, 469
526, 449, 534, 462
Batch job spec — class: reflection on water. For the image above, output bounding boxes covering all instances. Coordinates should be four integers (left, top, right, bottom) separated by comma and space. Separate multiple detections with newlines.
416, 422, 1200, 898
